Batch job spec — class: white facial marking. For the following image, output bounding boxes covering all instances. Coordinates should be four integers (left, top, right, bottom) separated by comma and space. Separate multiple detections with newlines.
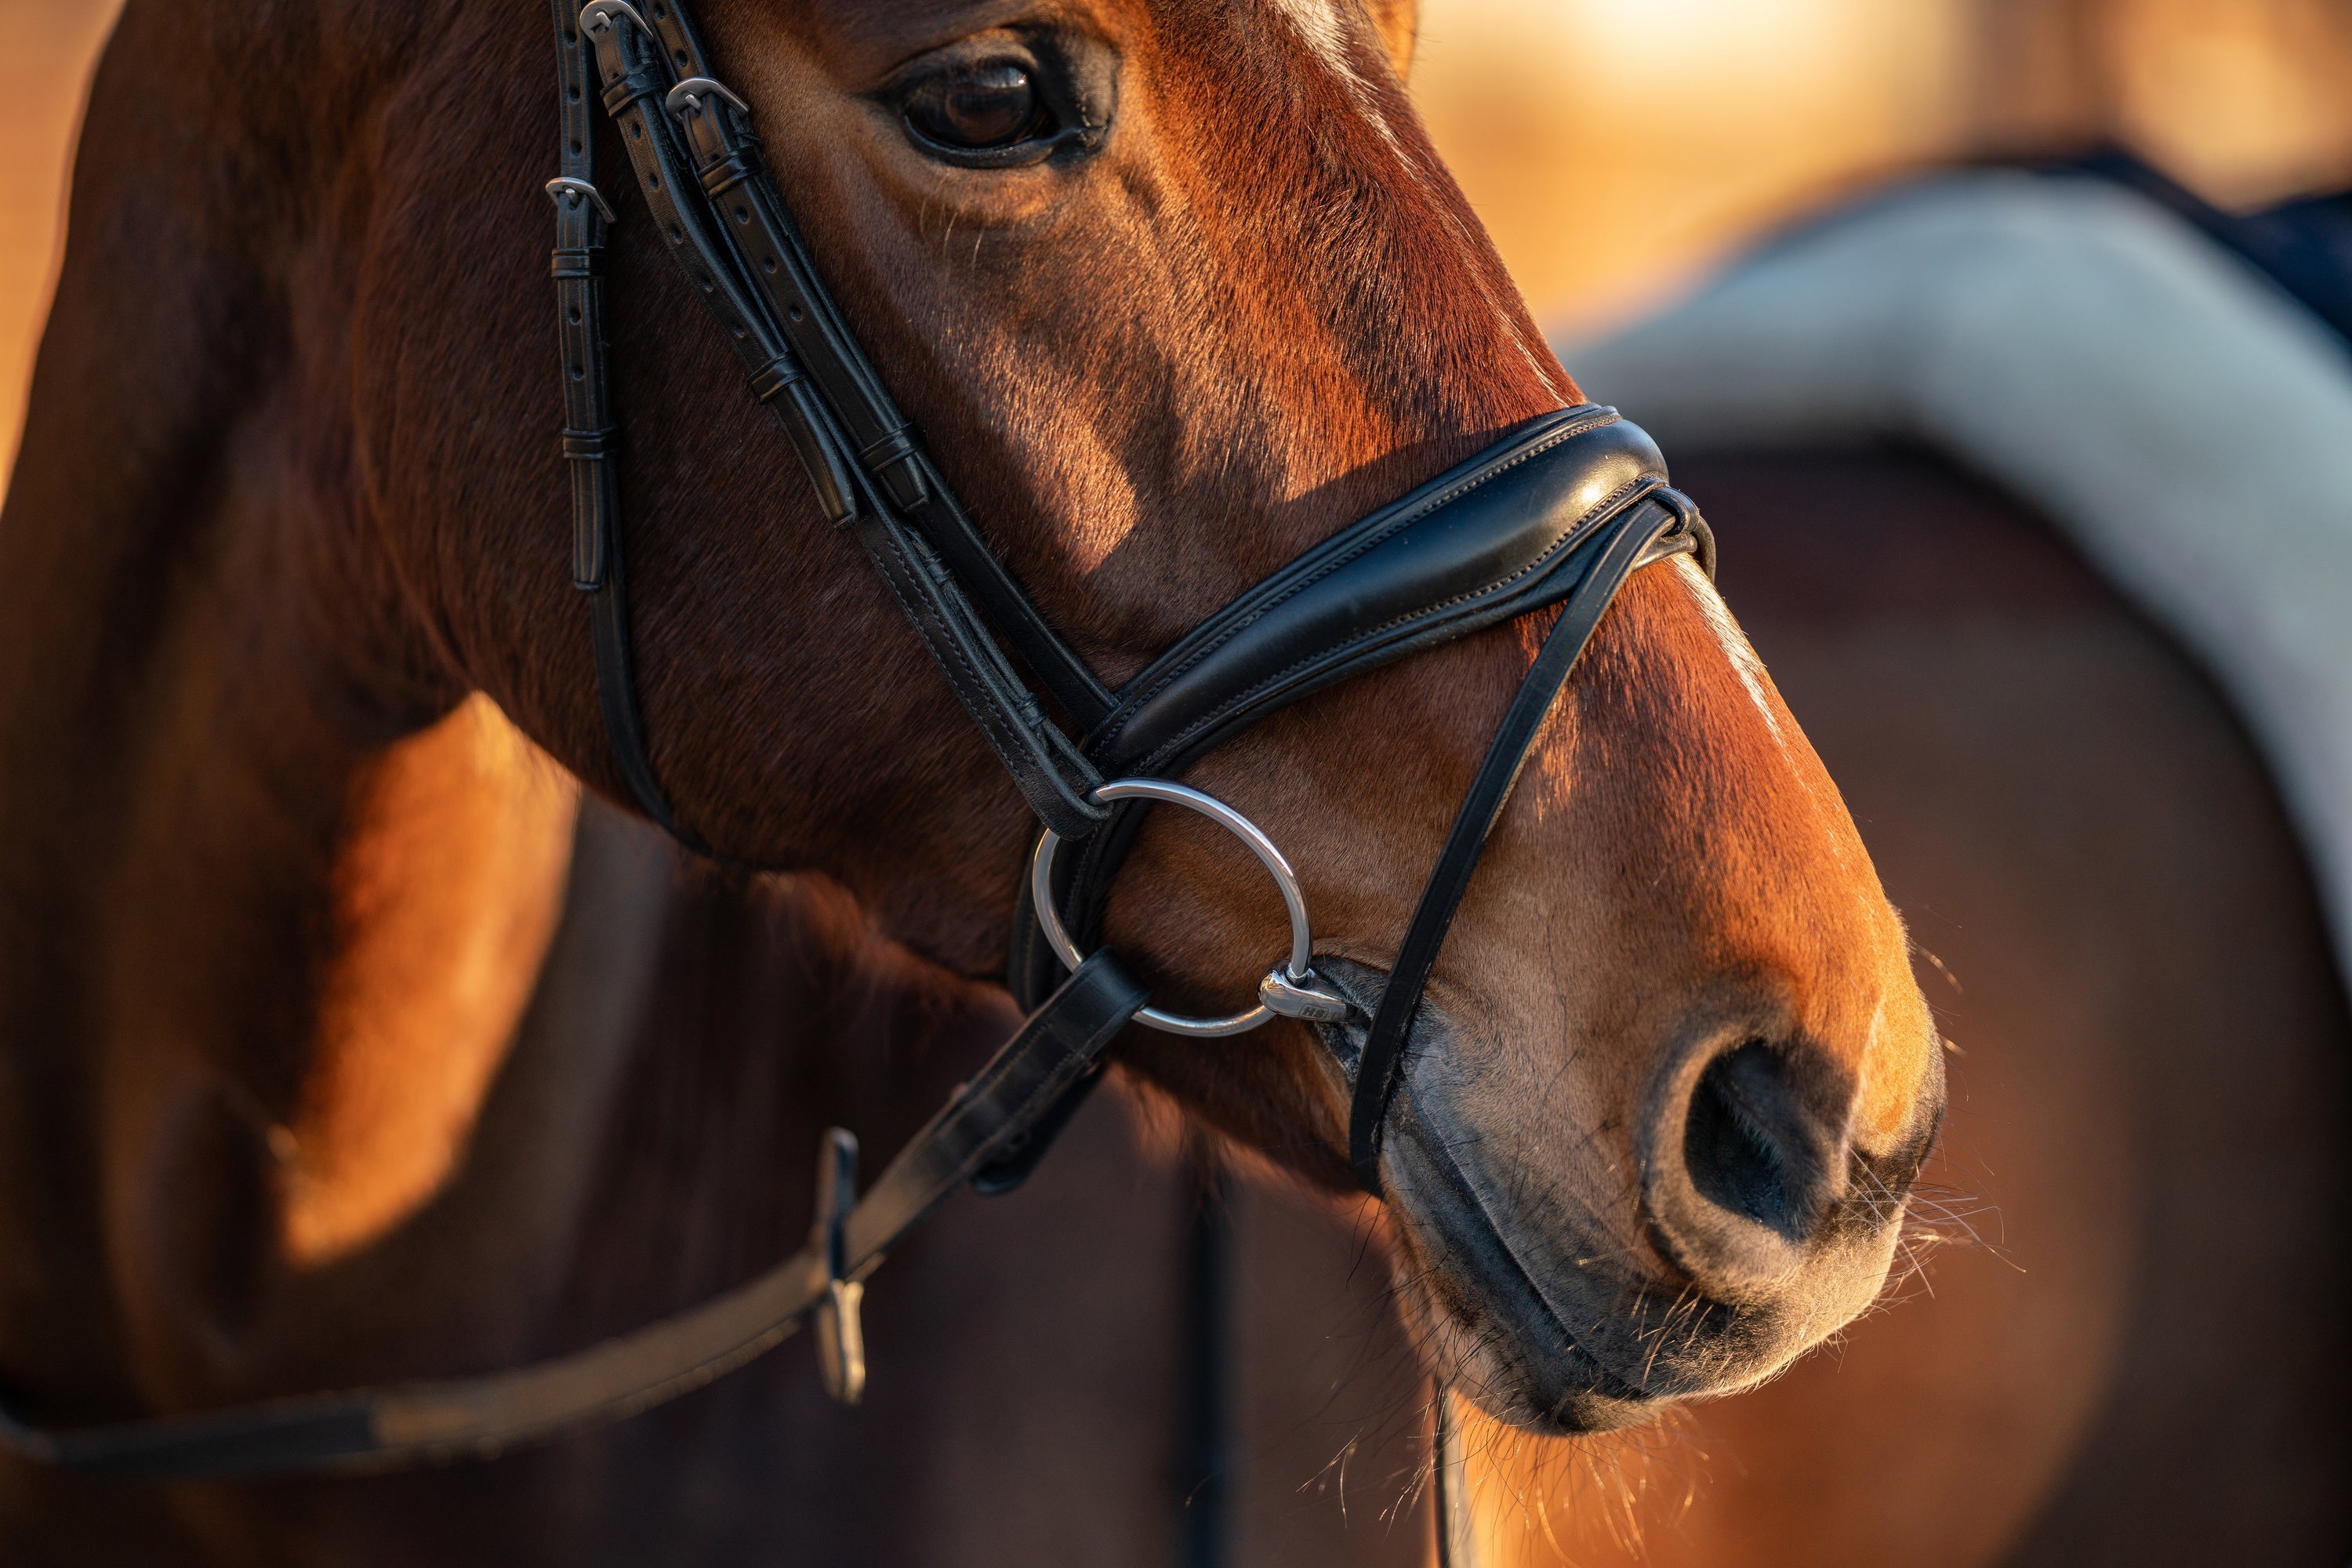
1675, 553, 1786, 749
1267, 0, 1353, 77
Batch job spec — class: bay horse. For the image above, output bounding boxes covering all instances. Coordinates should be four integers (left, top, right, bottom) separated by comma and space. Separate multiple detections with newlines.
0, 0, 1944, 1559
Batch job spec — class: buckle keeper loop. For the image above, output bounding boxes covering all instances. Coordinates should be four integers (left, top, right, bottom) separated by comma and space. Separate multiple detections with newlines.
749, 356, 807, 404
563, 426, 618, 462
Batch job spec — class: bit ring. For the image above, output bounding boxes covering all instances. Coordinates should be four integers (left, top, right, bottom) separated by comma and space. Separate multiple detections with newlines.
1031, 779, 1341, 1037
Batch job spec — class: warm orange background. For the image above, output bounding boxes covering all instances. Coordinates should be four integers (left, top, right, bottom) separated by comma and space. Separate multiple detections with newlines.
6, 0, 2352, 488
1413, 0, 2352, 331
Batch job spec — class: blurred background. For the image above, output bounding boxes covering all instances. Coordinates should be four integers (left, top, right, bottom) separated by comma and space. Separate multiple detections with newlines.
1412, 0, 2352, 333
8, 0, 2352, 490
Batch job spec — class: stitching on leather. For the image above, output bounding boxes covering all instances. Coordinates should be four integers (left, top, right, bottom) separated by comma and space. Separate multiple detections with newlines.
984, 1030, 1103, 1145
1113, 410, 1617, 710
960, 971, 1134, 1138
1141, 486, 1648, 771
870, 521, 1097, 829
869, 525, 1028, 767
1136, 480, 1663, 771
1097, 408, 1621, 740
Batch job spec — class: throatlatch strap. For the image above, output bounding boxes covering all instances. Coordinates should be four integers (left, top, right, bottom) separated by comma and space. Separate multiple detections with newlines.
0, 953, 1147, 1477
1347, 495, 1695, 1194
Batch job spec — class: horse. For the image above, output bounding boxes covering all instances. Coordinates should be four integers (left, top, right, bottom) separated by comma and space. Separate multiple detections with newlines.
0, 0, 1944, 1559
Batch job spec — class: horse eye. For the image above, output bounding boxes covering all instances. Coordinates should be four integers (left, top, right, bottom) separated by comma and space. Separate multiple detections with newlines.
903, 64, 1047, 152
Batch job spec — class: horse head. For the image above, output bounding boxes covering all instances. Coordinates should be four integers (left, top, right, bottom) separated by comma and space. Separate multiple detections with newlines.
376, 0, 1944, 1434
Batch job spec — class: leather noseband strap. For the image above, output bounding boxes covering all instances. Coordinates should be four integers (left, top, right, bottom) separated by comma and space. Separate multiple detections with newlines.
1347, 486, 1703, 1189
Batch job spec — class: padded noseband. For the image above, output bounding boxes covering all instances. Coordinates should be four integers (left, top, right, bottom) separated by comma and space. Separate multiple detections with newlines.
1092, 405, 1688, 779
1011, 406, 1709, 1189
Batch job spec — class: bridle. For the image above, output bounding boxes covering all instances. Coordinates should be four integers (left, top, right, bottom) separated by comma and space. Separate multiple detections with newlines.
0, 0, 1711, 1505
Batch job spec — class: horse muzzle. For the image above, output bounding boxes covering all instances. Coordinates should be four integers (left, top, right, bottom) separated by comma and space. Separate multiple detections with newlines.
1350, 993, 1944, 1436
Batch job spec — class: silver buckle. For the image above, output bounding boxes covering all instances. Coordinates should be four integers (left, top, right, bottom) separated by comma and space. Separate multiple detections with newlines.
809, 1129, 866, 1406
579, 0, 652, 39
543, 177, 617, 223
664, 75, 751, 123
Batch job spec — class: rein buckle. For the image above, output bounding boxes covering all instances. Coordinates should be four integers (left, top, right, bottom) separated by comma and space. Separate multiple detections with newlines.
810, 1129, 866, 1406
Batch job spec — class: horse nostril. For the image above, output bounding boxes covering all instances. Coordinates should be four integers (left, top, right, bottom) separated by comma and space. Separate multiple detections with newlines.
1654, 1038, 1857, 1290
1684, 1044, 1830, 1241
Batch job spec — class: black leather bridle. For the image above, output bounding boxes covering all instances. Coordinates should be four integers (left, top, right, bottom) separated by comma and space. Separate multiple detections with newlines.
0, 0, 1709, 1483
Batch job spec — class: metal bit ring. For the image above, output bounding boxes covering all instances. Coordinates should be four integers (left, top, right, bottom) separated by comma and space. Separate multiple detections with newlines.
1031, 779, 1348, 1037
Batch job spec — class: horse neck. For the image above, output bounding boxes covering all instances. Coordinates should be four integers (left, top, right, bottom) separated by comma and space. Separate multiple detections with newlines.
0, 458, 1011, 1411
0, 395, 553, 1359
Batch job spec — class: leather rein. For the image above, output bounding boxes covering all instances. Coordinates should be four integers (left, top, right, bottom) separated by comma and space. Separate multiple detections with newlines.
0, 0, 1710, 1479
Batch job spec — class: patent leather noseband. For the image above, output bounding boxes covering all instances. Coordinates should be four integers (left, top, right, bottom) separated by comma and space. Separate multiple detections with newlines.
1008, 403, 1710, 1188
0, 0, 1708, 1482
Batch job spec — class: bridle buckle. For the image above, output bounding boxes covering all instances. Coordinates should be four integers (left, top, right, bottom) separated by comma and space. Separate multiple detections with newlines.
664, 75, 750, 123
579, 0, 651, 41
543, 177, 616, 224
809, 1128, 866, 1406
